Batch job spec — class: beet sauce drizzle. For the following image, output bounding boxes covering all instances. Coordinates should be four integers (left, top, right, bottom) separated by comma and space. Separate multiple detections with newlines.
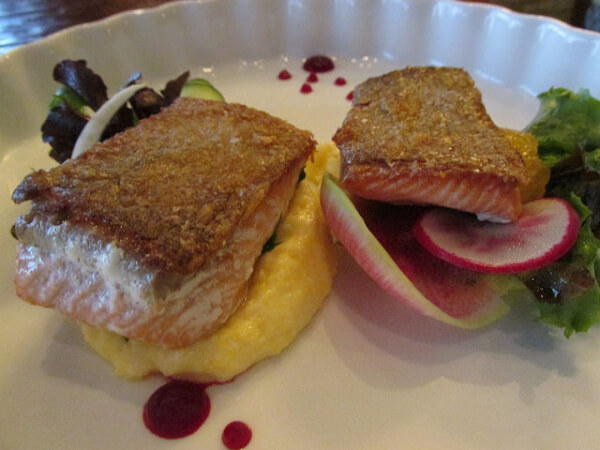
303, 55, 335, 73
143, 380, 211, 439
279, 55, 350, 99
222, 421, 253, 449
278, 69, 292, 80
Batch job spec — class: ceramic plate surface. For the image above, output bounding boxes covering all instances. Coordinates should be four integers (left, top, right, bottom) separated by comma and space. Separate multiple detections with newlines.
2, 1, 600, 448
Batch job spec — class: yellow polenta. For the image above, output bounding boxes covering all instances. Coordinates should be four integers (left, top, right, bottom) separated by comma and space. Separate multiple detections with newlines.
81, 142, 339, 383
502, 129, 550, 203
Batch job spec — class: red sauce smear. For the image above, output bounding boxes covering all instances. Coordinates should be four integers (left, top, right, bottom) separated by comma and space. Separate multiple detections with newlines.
334, 77, 347, 86
278, 69, 292, 80
303, 55, 334, 73
222, 421, 253, 449
346, 91, 354, 101
306, 72, 319, 83
143, 380, 211, 439
300, 83, 313, 94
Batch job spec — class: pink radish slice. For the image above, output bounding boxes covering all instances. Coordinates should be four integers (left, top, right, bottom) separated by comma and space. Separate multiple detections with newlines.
413, 198, 580, 274
320, 174, 511, 329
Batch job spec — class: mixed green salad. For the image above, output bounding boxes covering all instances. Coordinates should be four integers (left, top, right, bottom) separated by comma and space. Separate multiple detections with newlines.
41, 59, 223, 163
524, 88, 600, 336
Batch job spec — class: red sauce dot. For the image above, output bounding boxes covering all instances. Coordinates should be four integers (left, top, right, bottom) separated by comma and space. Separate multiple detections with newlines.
303, 55, 335, 73
222, 421, 252, 449
278, 69, 291, 80
346, 91, 354, 101
306, 72, 318, 83
143, 380, 211, 439
334, 77, 347, 86
300, 83, 313, 94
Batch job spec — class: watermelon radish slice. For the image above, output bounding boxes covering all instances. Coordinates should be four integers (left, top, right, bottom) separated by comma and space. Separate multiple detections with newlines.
320, 173, 512, 329
413, 198, 580, 274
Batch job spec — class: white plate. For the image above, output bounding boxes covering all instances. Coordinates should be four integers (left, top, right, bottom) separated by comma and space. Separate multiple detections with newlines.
2, 0, 600, 448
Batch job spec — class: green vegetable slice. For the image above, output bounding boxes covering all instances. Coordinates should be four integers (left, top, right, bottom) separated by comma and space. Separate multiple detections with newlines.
49, 85, 90, 116
181, 78, 225, 101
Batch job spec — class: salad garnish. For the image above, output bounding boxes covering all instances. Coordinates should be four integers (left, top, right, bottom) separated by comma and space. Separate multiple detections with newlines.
524, 88, 600, 336
41, 59, 222, 162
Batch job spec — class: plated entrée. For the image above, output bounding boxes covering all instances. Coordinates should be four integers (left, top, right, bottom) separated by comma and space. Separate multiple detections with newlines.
4, 1, 600, 448
9, 60, 600, 438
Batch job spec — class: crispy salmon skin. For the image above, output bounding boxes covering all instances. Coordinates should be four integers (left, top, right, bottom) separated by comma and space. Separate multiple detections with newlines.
333, 67, 527, 222
14, 98, 315, 273
12, 98, 315, 348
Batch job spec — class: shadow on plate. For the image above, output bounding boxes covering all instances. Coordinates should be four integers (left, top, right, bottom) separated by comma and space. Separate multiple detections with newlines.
322, 248, 596, 405
41, 319, 161, 405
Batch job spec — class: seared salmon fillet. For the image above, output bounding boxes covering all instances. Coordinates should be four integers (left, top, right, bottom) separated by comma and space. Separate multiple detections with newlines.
333, 67, 527, 222
12, 98, 315, 348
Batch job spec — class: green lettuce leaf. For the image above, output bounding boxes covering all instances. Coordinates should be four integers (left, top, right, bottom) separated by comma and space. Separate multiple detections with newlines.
526, 88, 600, 170
49, 85, 89, 114
524, 88, 600, 336
584, 148, 600, 173
533, 195, 600, 337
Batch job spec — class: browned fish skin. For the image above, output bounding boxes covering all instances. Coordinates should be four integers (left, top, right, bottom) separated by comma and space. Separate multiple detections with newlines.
333, 67, 526, 222
13, 160, 303, 347
12, 98, 315, 348
13, 97, 316, 274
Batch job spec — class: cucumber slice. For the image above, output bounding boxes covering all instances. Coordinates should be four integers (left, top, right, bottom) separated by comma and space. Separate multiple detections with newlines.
181, 78, 224, 101
49, 85, 91, 115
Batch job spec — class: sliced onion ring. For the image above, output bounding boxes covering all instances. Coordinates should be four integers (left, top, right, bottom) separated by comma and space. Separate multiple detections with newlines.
72, 83, 146, 158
